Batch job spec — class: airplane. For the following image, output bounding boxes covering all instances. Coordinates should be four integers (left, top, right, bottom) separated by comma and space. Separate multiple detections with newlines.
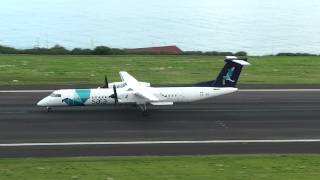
37, 56, 250, 114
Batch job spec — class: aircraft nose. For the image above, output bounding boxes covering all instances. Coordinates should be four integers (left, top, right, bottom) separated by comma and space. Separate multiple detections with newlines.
37, 98, 48, 106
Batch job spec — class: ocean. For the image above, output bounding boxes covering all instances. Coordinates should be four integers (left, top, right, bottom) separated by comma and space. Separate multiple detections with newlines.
0, 0, 319, 55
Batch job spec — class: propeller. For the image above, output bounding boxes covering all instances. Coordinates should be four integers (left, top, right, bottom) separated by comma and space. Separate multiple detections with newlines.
102, 75, 109, 88
109, 85, 118, 104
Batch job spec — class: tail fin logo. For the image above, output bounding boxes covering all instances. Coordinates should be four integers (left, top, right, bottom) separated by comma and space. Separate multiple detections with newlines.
223, 67, 235, 84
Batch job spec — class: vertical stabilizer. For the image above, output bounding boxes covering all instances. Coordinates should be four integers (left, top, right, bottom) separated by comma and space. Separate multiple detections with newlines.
213, 56, 250, 87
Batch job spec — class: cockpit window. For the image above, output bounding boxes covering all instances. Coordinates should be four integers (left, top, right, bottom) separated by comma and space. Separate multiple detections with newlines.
49, 93, 61, 97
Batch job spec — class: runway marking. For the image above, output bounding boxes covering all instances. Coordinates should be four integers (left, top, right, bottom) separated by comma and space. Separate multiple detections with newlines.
0, 89, 320, 93
0, 111, 25, 114
2, 139, 320, 147
216, 120, 228, 129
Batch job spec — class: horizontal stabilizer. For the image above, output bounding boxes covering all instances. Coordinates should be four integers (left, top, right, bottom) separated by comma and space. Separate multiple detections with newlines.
225, 56, 250, 66
225, 56, 238, 60
150, 102, 173, 106
231, 59, 250, 66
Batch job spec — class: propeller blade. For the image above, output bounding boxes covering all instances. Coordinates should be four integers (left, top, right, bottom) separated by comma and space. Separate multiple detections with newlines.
102, 75, 109, 88
113, 85, 118, 104
105, 75, 109, 88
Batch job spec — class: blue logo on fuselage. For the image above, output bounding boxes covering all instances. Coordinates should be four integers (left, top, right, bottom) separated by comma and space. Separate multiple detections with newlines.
62, 89, 91, 106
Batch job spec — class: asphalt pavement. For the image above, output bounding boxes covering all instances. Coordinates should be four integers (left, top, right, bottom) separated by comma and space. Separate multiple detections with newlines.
0, 86, 319, 157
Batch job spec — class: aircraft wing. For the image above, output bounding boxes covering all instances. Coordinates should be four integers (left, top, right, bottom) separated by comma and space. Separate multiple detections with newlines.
119, 71, 159, 101
119, 71, 138, 86
134, 87, 159, 101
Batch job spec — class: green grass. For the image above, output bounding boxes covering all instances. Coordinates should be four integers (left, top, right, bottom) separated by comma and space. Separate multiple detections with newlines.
1, 155, 320, 180
0, 54, 319, 85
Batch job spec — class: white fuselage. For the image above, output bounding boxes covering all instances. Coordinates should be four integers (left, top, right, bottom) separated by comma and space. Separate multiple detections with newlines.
37, 86, 238, 107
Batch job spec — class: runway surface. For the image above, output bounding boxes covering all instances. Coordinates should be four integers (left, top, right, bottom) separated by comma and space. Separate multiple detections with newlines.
0, 87, 319, 157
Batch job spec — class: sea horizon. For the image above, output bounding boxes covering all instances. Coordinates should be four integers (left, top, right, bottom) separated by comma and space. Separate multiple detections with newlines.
0, 0, 319, 55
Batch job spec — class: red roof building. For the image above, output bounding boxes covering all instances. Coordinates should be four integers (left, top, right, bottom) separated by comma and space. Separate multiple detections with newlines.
127, 45, 183, 54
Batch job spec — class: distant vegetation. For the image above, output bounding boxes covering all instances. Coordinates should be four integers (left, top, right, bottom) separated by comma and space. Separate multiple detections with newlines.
0, 44, 126, 55
0, 44, 250, 56
275, 52, 319, 56
183, 50, 248, 56
1, 44, 319, 56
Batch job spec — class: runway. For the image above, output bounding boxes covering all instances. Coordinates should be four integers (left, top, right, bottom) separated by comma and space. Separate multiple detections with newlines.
0, 86, 319, 157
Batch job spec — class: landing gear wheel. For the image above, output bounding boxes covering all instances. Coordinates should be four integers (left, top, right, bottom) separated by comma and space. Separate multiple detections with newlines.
137, 104, 148, 116
46, 107, 52, 112
142, 110, 149, 117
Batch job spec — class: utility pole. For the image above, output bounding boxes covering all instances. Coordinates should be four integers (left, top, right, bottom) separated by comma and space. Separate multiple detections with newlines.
46, 33, 49, 49
90, 38, 95, 49
35, 37, 40, 48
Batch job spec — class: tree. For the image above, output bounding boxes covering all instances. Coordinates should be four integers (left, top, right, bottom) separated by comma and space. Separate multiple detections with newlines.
0, 45, 19, 54
71, 48, 93, 55
235, 51, 247, 56
92, 46, 112, 55
48, 44, 70, 55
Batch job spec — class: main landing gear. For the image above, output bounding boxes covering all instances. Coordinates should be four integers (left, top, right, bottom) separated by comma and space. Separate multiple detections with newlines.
137, 104, 148, 116
46, 107, 52, 112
